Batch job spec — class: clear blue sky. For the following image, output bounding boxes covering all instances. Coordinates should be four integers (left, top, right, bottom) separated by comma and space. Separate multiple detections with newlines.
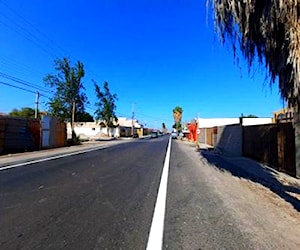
0, 0, 284, 129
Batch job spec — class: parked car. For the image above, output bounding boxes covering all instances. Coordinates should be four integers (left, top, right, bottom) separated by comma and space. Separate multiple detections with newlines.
171, 132, 178, 139
151, 131, 158, 138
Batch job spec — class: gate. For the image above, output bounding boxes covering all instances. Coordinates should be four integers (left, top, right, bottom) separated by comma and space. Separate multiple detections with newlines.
277, 122, 296, 176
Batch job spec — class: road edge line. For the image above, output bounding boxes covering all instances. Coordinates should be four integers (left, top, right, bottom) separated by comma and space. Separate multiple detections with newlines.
0, 145, 109, 171
146, 136, 172, 250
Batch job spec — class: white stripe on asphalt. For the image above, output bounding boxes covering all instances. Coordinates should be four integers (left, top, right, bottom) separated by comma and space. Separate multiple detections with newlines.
146, 136, 172, 250
0, 145, 109, 171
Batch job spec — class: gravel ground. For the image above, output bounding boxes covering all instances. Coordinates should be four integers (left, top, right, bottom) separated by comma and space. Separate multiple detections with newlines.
177, 140, 300, 249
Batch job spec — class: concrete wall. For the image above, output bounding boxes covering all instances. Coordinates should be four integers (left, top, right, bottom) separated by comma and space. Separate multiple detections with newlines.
198, 117, 273, 128
215, 124, 243, 156
67, 122, 120, 139
198, 118, 239, 128
242, 118, 273, 126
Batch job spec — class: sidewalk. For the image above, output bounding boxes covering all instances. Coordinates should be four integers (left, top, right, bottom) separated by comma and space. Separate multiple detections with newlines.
0, 139, 124, 168
197, 143, 300, 211
180, 139, 300, 209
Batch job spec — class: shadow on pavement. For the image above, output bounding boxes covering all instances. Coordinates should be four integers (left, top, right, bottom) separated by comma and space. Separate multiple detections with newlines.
200, 149, 300, 212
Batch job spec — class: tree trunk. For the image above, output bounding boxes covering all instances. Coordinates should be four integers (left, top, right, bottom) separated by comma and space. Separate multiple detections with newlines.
107, 125, 110, 137
71, 101, 76, 139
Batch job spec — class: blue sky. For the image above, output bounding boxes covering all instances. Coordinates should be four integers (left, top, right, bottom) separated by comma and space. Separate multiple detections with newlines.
0, 0, 284, 129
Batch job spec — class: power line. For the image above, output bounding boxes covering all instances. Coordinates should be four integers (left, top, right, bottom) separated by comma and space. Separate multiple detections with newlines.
0, 81, 50, 99
0, 72, 53, 94
0, 0, 67, 57
0, 16, 57, 59
0, 1, 107, 85
0, 80, 36, 94
0, 55, 46, 76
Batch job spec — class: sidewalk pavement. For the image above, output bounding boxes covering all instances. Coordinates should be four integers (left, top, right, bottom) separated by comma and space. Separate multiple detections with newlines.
190, 141, 300, 210
182, 139, 300, 194
0, 135, 153, 168
199, 143, 300, 185
0, 139, 125, 168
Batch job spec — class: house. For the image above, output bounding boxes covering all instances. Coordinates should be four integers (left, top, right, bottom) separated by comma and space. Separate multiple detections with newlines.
66, 117, 144, 140
273, 107, 294, 123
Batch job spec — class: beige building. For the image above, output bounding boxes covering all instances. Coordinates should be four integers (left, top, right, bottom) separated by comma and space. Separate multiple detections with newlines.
67, 117, 144, 140
273, 107, 294, 123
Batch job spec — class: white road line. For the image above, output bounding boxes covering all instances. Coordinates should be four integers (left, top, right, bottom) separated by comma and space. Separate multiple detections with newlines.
146, 136, 172, 250
0, 145, 109, 171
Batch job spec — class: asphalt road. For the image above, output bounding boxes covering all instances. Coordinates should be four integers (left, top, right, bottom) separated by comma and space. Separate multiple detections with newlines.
0, 136, 275, 249
0, 137, 169, 249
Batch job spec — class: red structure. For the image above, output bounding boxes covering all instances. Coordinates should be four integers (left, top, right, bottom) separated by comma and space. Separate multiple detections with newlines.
188, 122, 197, 142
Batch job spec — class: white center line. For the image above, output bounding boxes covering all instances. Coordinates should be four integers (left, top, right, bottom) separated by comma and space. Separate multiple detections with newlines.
146, 136, 172, 250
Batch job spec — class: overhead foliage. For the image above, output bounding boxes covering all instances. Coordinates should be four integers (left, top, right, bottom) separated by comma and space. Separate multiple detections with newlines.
207, 0, 300, 108
44, 57, 87, 138
9, 107, 36, 118
94, 81, 118, 134
75, 111, 94, 122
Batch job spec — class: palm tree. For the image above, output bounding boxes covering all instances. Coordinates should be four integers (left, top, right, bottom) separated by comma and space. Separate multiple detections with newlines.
207, 0, 300, 176
173, 106, 183, 131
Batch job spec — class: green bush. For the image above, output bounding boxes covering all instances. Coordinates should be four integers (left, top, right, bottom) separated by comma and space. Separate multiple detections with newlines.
67, 132, 81, 146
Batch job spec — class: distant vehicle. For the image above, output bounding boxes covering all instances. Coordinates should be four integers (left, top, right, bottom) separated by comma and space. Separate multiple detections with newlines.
150, 131, 158, 138
132, 133, 139, 138
171, 132, 178, 139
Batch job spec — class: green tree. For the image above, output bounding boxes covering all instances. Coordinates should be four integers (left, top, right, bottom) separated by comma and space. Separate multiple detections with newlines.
162, 122, 166, 131
94, 81, 118, 137
9, 107, 36, 118
75, 111, 94, 122
240, 114, 258, 118
44, 57, 87, 139
208, 0, 300, 176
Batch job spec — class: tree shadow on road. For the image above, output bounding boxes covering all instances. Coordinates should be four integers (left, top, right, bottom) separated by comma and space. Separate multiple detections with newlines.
200, 149, 300, 212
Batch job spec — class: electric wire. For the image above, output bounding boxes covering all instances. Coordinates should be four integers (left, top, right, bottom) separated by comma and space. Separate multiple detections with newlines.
0, 16, 57, 59
0, 72, 53, 94
0, 2, 164, 124
0, 81, 36, 94
0, 0, 67, 57
0, 81, 50, 98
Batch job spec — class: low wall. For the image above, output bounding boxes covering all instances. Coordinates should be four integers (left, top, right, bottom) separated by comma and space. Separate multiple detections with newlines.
215, 124, 243, 156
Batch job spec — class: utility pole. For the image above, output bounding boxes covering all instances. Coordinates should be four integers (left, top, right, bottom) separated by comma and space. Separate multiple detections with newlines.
131, 102, 135, 136
196, 112, 200, 149
35, 91, 40, 119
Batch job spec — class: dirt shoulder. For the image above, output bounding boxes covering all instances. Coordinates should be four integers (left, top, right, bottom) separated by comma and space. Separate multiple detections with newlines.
177, 140, 300, 249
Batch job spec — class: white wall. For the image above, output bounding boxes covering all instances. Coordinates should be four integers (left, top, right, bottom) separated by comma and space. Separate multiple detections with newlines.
197, 117, 273, 128
198, 118, 239, 128
242, 118, 273, 126
67, 122, 120, 139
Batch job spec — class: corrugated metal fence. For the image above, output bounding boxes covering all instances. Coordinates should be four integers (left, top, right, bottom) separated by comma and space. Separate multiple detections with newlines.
0, 116, 67, 155
0, 117, 40, 154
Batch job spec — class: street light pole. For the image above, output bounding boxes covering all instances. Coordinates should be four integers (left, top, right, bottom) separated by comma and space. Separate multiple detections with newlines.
131, 102, 135, 136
